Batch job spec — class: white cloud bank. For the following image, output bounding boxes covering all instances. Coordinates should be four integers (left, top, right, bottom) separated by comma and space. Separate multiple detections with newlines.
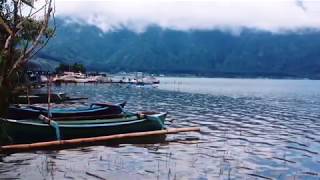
51, 0, 320, 32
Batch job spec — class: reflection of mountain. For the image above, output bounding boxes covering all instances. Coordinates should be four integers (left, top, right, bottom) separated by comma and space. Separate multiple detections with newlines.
39, 17, 320, 78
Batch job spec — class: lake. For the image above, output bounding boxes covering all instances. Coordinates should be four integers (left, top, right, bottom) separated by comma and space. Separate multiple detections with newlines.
1, 77, 320, 179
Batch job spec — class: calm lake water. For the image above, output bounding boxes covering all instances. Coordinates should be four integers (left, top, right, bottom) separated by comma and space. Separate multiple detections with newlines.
1, 77, 320, 179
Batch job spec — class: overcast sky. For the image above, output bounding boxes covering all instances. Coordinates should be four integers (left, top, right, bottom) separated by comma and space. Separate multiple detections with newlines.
50, 0, 320, 32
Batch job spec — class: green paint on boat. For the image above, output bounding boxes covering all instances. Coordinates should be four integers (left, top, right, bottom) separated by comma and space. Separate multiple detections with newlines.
0, 112, 167, 143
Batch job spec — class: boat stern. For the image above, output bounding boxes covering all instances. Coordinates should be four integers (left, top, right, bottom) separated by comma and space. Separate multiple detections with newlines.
145, 112, 167, 129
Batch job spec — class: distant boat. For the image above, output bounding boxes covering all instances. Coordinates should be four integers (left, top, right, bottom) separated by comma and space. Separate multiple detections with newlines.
11, 92, 87, 104
142, 76, 160, 84
7, 102, 126, 120
0, 112, 167, 143
40, 75, 48, 83
135, 73, 160, 84
127, 84, 159, 89
53, 72, 105, 83
110, 72, 160, 85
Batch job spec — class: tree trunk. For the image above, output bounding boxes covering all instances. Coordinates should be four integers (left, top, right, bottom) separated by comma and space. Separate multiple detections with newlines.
0, 84, 10, 118
0, 82, 12, 145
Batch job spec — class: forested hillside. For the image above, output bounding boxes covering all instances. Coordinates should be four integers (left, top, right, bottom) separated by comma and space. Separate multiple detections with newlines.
39, 18, 320, 78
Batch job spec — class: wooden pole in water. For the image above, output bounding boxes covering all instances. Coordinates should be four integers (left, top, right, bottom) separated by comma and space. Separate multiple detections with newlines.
26, 86, 30, 105
0, 127, 200, 152
47, 75, 52, 117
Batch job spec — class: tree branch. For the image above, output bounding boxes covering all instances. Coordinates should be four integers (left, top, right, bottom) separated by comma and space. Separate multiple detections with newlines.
0, 16, 13, 35
8, 0, 53, 76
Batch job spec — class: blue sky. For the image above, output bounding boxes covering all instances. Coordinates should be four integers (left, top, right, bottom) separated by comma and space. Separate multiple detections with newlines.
49, 0, 320, 32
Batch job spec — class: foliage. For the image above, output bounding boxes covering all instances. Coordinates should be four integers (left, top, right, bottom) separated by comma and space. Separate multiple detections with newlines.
0, 0, 54, 117
55, 63, 86, 73
0, 0, 54, 76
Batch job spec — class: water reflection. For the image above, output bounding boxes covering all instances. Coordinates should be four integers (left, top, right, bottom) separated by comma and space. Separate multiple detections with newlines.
1, 78, 320, 179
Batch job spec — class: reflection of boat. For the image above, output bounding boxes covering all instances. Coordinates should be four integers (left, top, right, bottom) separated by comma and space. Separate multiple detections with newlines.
0, 112, 167, 143
11, 92, 87, 104
7, 102, 126, 120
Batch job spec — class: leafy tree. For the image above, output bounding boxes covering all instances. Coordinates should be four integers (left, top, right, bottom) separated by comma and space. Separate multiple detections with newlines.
73, 63, 86, 73
0, 0, 55, 117
55, 63, 68, 73
55, 63, 86, 73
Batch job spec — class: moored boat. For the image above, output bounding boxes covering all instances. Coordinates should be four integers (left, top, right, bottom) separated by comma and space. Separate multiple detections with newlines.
7, 102, 126, 120
11, 92, 88, 104
0, 112, 167, 143
53, 72, 104, 83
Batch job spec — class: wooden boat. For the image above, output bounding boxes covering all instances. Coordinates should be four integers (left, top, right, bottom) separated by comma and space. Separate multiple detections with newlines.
51, 111, 160, 124
7, 102, 126, 120
0, 112, 167, 143
11, 92, 88, 104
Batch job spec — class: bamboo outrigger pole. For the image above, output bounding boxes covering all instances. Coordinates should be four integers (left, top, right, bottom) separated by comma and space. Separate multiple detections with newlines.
0, 127, 200, 153
47, 75, 52, 118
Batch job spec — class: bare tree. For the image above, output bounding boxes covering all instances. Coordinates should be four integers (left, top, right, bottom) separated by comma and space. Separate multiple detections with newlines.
0, 0, 55, 116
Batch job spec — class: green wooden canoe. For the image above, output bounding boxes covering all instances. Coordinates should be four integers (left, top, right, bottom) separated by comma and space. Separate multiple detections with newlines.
0, 112, 167, 143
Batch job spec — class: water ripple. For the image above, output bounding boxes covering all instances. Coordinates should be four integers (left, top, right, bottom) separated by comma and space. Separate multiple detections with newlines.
1, 78, 320, 179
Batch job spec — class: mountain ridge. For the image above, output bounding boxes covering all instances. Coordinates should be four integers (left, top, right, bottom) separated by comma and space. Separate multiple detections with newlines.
38, 18, 320, 78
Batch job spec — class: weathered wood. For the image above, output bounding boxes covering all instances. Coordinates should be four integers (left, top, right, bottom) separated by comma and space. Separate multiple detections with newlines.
51, 111, 156, 121
0, 127, 200, 152
52, 114, 125, 121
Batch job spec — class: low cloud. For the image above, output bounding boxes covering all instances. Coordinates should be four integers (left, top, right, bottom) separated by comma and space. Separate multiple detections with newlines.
52, 0, 320, 32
